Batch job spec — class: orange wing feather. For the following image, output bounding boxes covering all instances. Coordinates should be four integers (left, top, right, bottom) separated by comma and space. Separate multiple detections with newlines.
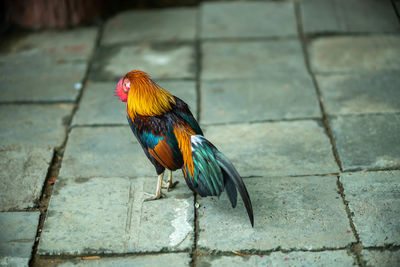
148, 138, 181, 171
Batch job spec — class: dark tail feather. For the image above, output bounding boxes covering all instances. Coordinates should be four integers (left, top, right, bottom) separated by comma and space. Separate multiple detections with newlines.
224, 171, 237, 208
216, 152, 254, 227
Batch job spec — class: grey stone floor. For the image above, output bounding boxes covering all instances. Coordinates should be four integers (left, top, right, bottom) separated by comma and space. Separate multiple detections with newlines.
1, 1, 399, 266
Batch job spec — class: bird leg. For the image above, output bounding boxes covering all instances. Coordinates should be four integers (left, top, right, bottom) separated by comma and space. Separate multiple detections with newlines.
162, 170, 179, 191
144, 172, 166, 201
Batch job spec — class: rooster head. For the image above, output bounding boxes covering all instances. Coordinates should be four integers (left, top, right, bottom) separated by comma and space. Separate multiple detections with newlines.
114, 77, 131, 102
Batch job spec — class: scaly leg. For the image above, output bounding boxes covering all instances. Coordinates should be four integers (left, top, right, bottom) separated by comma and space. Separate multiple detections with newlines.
144, 172, 166, 201
162, 170, 179, 191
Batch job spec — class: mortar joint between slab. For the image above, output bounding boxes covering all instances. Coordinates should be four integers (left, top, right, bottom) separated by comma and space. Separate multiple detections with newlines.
196, 245, 362, 257
191, 193, 199, 267
195, 6, 202, 123
336, 177, 364, 266
29, 23, 105, 267
390, 0, 400, 22
294, 2, 343, 172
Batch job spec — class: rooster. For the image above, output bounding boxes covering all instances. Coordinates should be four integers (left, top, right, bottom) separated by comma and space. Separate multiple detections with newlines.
115, 70, 254, 226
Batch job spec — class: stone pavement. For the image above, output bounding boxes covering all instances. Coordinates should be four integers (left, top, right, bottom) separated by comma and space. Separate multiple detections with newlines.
0, 0, 399, 266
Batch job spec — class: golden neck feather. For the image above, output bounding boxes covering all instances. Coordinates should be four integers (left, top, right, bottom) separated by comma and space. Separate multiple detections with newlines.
126, 76, 175, 118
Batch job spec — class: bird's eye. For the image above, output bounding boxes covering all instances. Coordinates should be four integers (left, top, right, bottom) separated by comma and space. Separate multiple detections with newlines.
123, 81, 131, 93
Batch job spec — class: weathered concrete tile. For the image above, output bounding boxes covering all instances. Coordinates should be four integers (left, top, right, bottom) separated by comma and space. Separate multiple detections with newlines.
301, 0, 400, 34
73, 80, 196, 126
91, 43, 195, 80
341, 171, 400, 246
103, 8, 196, 44
2, 27, 97, 62
204, 121, 339, 177
0, 104, 72, 148
0, 212, 40, 266
41, 253, 191, 267
59, 126, 184, 179
361, 250, 400, 267
202, 39, 307, 80
0, 53, 86, 102
60, 127, 151, 178
310, 36, 400, 73
198, 176, 354, 251
38, 177, 194, 255
72, 81, 127, 126
201, 2, 296, 39
201, 74, 320, 124
330, 114, 400, 171
317, 72, 400, 115
0, 147, 53, 211
198, 250, 356, 266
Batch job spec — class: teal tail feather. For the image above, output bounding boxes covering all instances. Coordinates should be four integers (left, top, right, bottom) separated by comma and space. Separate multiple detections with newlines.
183, 135, 254, 227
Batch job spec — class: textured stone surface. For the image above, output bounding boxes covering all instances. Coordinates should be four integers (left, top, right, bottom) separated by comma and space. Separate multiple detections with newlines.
204, 121, 339, 177
0, 212, 40, 266
361, 250, 400, 267
73, 80, 196, 126
0, 147, 53, 211
43, 253, 191, 267
197, 176, 354, 251
317, 72, 400, 115
201, 74, 320, 124
0, 104, 72, 148
59, 126, 185, 179
103, 8, 196, 44
72, 81, 127, 126
202, 39, 307, 80
301, 0, 400, 33
201, 2, 296, 39
310, 36, 400, 73
197, 251, 357, 266
3, 27, 97, 62
38, 177, 194, 255
91, 43, 195, 80
341, 171, 400, 246
0, 54, 86, 102
330, 114, 400, 171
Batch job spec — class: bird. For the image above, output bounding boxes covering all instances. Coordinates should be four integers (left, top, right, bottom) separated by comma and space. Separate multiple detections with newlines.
115, 70, 254, 227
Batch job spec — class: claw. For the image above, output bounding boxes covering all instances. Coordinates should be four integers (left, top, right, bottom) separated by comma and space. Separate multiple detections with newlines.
162, 181, 179, 191
143, 191, 166, 201
161, 170, 178, 191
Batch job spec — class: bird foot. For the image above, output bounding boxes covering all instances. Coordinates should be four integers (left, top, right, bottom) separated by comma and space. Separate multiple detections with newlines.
162, 181, 179, 192
143, 192, 166, 202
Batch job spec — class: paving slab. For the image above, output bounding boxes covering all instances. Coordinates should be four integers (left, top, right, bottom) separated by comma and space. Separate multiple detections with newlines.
316, 72, 400, 115
197, 176, 354, 251
73, 79, 196, 126
91, 43, 195, 80
103, 8, 197, 45
201, 1, 296, 39
330, 114, 400, 171
201, 39, 308, 80
341, 171, 400, 247
2, 27, 97, 62
361, 250, 400, 267
197, 250, 357, 266
204, 121, 339, 177
38, 177, 194, 255
0, 212, 40, 266
0, 147, 53, 211
201, 74, 320, 124
301, 0, 400, 34
0, 53, 87, 102
0, 104, 72, 148
39, 253, 191, 267
59, 126, 185, 179
310, 35, 400, 74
